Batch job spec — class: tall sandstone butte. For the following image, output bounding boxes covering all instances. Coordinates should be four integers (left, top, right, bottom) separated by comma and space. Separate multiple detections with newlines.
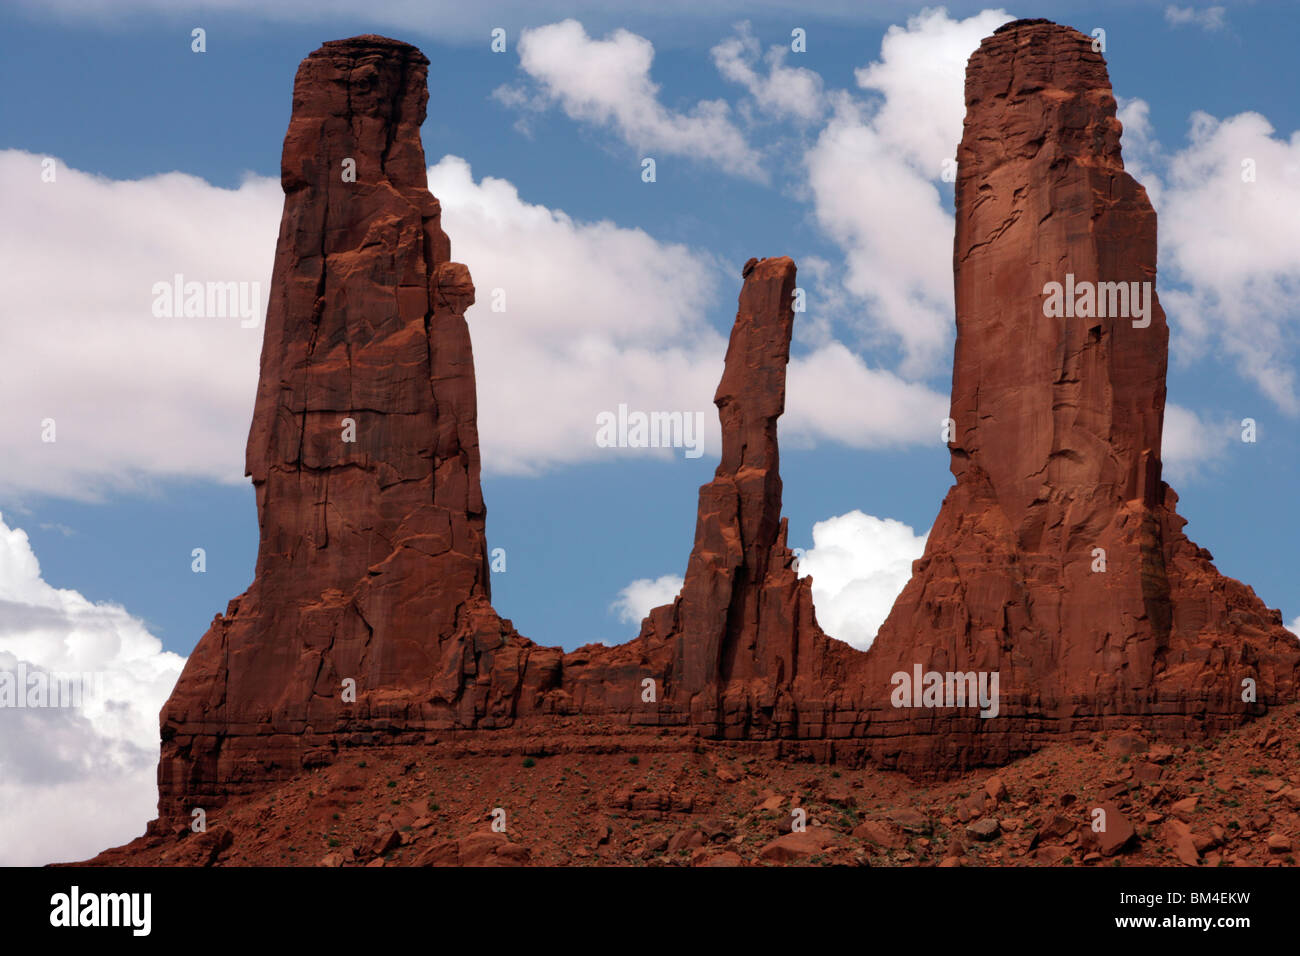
158, 36, 536, 820
862, 19, 1300, 770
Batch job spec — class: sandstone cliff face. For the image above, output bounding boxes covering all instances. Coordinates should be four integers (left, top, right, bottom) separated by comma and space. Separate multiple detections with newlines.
155, 23, 1299, 825
863, 18, 1300, 769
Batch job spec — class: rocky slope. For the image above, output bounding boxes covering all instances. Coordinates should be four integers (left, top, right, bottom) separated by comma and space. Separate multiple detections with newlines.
84, 704, 1300, 867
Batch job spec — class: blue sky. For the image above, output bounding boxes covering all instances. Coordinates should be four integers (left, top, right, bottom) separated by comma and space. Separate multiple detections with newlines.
2, 0, 1300, 863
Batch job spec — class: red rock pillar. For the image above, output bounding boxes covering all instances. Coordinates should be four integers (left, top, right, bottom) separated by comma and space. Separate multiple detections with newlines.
157, 36, 513, 820
864, 19, 1299, 772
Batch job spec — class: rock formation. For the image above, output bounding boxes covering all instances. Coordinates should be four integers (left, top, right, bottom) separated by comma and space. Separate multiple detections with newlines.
862, 18, 1300, 769
154, 35, 834, 823
158, 35, 534, 820
630, 256, 850, 740
153, 22, 1300, 829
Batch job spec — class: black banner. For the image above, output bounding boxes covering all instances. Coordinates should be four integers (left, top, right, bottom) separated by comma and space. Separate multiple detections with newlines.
0, 864, 1289, 944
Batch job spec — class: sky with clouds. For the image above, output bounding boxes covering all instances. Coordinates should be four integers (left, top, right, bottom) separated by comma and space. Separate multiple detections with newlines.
2, 0, 1299, 865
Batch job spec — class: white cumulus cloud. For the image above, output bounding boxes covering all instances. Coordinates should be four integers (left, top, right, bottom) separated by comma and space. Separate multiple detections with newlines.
1158, 112, 1300, 414
785, 343, 949, 448
1110, 99, 1300, 415
1161, 402, 1239, 481
610, 574, 684, 627
429, 155, 728, 473
796, 509, 928, 650
500, 19, 763, 179
711, 21, 824, 123
0, 150, 278, 501
1117, 96, 1164, 207
803, 7, 1014, 375
0, 512, 186, 866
